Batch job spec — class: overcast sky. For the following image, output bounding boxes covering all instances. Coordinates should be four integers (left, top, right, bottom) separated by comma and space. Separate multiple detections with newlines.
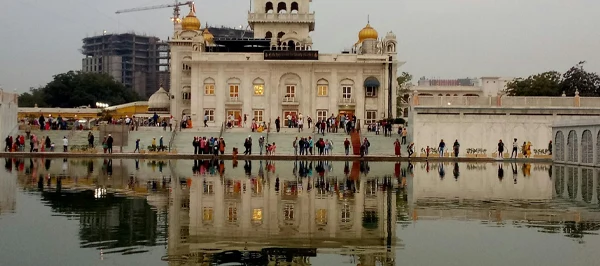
1, 0, 599, 93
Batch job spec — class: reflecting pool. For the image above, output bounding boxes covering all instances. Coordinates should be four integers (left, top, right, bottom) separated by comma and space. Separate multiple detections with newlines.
1, 158, 599, 266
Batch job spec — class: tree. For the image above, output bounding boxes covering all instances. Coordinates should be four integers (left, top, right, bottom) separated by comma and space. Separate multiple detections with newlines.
396, 72, 413, 117
17, 87, 48, 107
18, 71, 141, 107
561, 61, 600, 97
505, 71, 562, 96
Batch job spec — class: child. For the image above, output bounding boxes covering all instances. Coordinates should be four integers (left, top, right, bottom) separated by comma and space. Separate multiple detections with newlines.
50, 143, 55, 152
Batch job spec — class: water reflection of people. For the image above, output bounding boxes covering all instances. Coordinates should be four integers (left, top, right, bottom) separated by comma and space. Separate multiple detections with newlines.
45, 159, 51, 171
135, 159, 139, 170
511, 162, 518, 184
88, 160, 94, 173
498, 163, 504, 181
244, 160, 252, 176
107, 159, 113, 176
426, 161, 430, 173
522, 163, 531, 177
37, 174, 44, 191
453, 163, 460, 180
438, 163, 445, 179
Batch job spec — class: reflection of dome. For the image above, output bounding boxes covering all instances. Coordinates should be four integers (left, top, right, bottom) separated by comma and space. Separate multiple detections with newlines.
202, 28, 214, 43
358, 23, 378, 42
148, 86, 170, 112
181, 10, 200, 31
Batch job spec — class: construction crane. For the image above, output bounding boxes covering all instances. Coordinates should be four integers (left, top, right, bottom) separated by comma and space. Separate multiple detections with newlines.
115, 1, 194, 26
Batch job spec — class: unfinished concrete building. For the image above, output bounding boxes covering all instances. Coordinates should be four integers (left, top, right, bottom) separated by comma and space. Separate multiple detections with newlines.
81, 33, 170, 99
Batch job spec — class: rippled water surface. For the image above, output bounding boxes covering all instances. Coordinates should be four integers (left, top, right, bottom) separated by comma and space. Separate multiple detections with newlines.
1, 158, 599, 266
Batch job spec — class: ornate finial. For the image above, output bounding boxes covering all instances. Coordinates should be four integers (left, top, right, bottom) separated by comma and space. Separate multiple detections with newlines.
561, 91, 566, 97
575, 89, 580, 96
160, 82, 163, 87
367, 15, 370, 24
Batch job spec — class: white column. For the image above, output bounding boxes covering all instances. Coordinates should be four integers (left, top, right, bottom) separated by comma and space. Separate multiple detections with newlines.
592, 170, 598, 205
216, 66, 226, 125
576, 168, 583, 202
355, 71, 364, 124
242, 67, 252, 125
331, 69, 339, 117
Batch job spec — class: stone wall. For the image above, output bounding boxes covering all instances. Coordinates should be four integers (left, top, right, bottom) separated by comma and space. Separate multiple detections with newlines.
552, 119, 600, 167
410, 106, 600, 157
0, 90, 18, 139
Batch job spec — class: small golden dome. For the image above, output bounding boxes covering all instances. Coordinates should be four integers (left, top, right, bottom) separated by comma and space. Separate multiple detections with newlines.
181, 10, 200, 31
202, 28, 214, 42
358, 23, 378, 42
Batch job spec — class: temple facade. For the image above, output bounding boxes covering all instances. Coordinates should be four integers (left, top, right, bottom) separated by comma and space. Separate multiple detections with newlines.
168, 0, 402, 127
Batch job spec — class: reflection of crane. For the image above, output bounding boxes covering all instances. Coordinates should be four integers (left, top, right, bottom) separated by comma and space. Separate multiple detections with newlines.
115, 1, 194, 26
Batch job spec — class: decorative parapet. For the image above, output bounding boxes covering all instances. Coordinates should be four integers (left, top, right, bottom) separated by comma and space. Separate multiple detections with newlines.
412, 95, 600, 108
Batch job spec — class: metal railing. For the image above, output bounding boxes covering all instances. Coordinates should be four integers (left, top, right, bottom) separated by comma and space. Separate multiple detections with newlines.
282, 96, 298, 103
227, 97, 242, 103
338, 97, 356, 104
248, 12, 315, 22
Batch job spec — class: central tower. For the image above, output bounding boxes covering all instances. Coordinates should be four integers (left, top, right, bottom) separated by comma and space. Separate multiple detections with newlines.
248, 0, 315, 42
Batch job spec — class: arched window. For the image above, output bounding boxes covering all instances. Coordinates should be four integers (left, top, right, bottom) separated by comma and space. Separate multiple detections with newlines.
277, 31, 285, 39
567, 130, 578, 162
253, 78, 265, 96
182, 86, 191, 100
317, 79, 328, 96
597, 130, 600, 165
291, 2, 299, 13
554, 131, 564, 161
453, 94, 458, 96
387, 43, 395, 53
265, 31, 272, 39
364, 77, 379, 97
445, 94, 451, 96
265, 2, 274, 13
438, 94, 443, 96
277, 2, 287, 13
203, 78, 215, 95
581, 130, 593, 163
287, 40, 296, 50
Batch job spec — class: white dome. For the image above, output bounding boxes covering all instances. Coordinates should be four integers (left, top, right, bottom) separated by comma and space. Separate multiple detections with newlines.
385, 31, 396, 39
148, 86, 170, 112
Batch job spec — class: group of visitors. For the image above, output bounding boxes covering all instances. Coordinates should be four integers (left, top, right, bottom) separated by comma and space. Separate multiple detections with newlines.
192, 136, 226, 155
292, 136, 335, 156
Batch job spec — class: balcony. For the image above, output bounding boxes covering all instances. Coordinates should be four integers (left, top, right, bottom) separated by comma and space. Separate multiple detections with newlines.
226, 97, 243, 105
338, 97, 356, 106
282, 96, 299, 105
248, 12, 316, 31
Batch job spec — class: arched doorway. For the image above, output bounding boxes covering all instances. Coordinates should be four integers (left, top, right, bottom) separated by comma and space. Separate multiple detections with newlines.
567, 130, 578, 162
555, 131, 564, 161
277, 2, 287, 13
581, 130, 593, 163
265, 2, 274, 13
265, 31, 272, 39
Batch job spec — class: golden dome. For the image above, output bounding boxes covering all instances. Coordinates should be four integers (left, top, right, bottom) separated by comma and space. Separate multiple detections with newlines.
202, 28, 214, 42
181, 10, 200, 31
358, 23, 378, 42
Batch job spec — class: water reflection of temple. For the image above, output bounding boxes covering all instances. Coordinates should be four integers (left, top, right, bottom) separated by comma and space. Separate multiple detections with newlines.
167, 160, 397, 266
1, 159, 17, 214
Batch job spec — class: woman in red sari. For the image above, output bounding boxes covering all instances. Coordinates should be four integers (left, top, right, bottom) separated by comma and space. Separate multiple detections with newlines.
394, 139, 401, 157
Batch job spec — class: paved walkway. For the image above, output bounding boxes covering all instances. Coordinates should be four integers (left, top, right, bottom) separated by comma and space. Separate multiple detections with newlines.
0, 151, 554, 163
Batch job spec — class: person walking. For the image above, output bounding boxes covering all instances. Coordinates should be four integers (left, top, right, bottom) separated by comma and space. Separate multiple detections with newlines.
438, 139, 446, 157
497, 139, 505, 158
293, 137, 298, 156
510, 138, 518, 158
394, 139, 401, 157
344, 138, 351, 155
258, 136, 265, 155
275, 117, 281, 132
401, 127, 407, 144
88, 132, 95, 148
107, 134, 114, 154
548, 140, 553, 155
133, 139, 140, 153
62, 136, 68, 152
452, 139, 460, 157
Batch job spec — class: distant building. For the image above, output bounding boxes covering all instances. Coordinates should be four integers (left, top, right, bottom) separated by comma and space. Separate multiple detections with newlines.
81, 33, 170, 99
411, 76, 513, 97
